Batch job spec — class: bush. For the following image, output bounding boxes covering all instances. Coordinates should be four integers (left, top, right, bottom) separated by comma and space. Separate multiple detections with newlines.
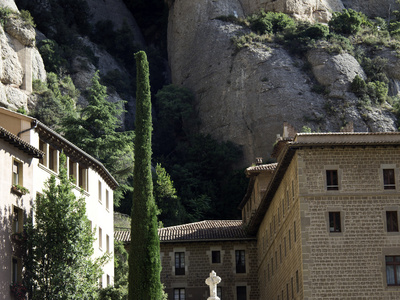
329, 9, 369, 35
20, 9, 35, 27
249, 11, 295, 34
351, 75, 367, 96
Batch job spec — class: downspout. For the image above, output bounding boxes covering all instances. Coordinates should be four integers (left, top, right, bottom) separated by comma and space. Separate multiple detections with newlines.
17, 119, 38, 137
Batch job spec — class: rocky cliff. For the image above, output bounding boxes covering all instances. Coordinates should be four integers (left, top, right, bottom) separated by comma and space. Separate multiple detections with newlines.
168, 0, 399, 166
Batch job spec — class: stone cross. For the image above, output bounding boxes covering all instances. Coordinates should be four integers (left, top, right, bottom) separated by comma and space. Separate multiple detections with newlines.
205, 270, 221, 300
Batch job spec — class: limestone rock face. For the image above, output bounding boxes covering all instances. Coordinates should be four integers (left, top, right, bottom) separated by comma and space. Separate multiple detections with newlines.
307, 48, 366, 98
0, 0, 19, 11
4, 16, 36, 47
341, 0, 398, 18
168, 0, 397, 166
239, 0, 344, 22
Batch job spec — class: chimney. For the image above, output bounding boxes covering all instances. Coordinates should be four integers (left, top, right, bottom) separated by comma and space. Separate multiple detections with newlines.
255, 157, 263, 165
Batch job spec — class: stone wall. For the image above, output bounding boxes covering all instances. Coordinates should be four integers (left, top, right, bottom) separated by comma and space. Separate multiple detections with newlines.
257, 156, 304, 300
160, 240, 259, 300
298, 146, 400, 298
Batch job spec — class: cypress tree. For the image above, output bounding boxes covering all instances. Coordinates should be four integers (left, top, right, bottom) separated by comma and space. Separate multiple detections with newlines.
129, 51, 162, 299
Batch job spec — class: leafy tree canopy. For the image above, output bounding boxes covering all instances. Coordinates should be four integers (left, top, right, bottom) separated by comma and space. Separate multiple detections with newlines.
61, 71, 135, 206
23, 153, 107, 299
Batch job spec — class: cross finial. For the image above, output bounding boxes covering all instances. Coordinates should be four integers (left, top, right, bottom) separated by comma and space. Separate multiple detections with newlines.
205, 270, 221, 300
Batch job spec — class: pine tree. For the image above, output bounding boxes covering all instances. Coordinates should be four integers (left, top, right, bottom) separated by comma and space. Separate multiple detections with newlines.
129, 51, 162, 300
23, 153, 107, 299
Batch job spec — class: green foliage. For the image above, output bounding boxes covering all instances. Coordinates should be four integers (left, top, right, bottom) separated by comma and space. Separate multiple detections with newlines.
0, 7, 14, 26
284, 22, 329, 54
61, 71, 134, 206
301, 126, 312, 133
20, 9, 35, 27
329, 9, 369, 35
99, 241, 129, 300
351, 75, 388, 104
129, 51, 162, 300
154, 164, 185, 226
154, 84, 195, 156
31, 73, 78, 128
23, 153, 107, 300
248, 11, 295, 34
16, 107, 27, 115
38, 39, 69, 73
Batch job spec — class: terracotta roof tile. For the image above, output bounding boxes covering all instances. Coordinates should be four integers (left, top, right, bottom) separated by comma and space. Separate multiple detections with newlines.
0, 126, 44, 158
115, 220, 255, 243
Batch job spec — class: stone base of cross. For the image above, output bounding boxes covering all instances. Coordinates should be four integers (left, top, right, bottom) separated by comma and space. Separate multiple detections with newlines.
205, 270, 221, 300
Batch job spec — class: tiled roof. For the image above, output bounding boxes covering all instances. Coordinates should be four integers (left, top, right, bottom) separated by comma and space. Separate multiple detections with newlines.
0, 126, 44, 158
115, 220, 255, 243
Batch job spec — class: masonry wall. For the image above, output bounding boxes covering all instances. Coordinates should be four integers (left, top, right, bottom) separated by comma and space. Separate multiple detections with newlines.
160, 240, 258, 300
0, 140, 35, 300
298, 146, 400, 299
257, 155, 303, 300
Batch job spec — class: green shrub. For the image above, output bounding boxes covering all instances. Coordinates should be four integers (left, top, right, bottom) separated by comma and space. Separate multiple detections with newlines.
325, 34, 354, 54
303, 23, 329, 40
351, 75, 367, 96
20, 10, 35, 27
329, 9, 369, 35
0, 7, 14, 27
248, 11, 295, 34
367, 81, 388, 104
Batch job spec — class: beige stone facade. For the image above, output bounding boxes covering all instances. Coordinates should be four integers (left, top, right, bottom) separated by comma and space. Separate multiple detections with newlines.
0, 107, 117, 298
242, 131, 400, 300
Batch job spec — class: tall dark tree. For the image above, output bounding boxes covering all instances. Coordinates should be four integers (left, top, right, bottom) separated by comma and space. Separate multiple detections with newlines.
129, 51, 162, 300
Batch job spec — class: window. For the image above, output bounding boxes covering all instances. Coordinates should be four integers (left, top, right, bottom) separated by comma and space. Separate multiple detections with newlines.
289, 230, 291, 250
12, 258, 21, 284
265, 229, 268, 248
107, 274, 110, 286
175, 252, 185, 275
212, 250, 221, 263
174, 288, 185, 300
268, 264, 270, 281
98, 181, 102, 203
284, 237, 287, 257
99, 275, 103, 288
12, 206, 23, 233
282, 198, 285, 218
99, 227, 102, 250
329, 212, 341, 232
286, 283, 289, 300
39, 140, 45, 165
217, 287, 222, 299
384, 169, 396, 190
326, 170, 338, 190
106, 234, 110, 253
69, 159, 77, 184
79, 165, 88, 191
235, 250, 246, 273
12, 160, 22, 186
287, 190, 290, 211
296, 270, 299, 293
237, 286, 246, 300
294, 221, 297, 242
291, 277, 294, 298
386, 256, 400, 286
279, 244, 282, 263
48, 146, 57, 172
106, 190, 109, 211
387, 211, 399, 232
275, 251, 278, 270
271, 258, 274, 276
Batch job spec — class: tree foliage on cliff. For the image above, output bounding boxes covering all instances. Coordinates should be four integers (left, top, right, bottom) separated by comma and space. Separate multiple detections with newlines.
129, 51, 162, 300
23, 153, 106, 299
61, 72, 135, 205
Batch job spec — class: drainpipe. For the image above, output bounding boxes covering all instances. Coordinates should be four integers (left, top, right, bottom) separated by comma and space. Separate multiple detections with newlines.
17, 120, 38, 137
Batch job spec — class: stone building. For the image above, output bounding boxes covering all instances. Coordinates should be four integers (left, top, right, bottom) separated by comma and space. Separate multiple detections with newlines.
116, 220, 259, 300
117, 126, 400, 300
0, 107, 117, 298
241, 129, 400, 299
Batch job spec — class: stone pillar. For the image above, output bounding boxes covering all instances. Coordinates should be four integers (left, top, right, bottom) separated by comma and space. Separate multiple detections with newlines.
205, 270, 221, 300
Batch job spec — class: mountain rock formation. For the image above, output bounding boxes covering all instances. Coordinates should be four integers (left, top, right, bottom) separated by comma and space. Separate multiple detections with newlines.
167, 0, 398, 166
